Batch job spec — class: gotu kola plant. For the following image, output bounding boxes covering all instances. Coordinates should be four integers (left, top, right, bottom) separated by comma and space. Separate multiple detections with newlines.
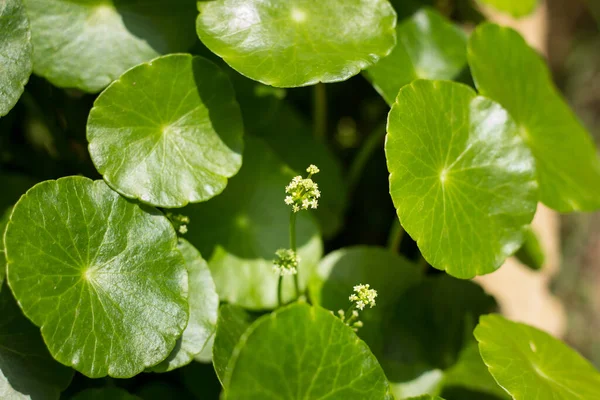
0, 0, 599, 399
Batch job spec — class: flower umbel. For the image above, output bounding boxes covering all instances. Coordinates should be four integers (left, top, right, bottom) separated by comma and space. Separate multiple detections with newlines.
349, 284, 377, 310
166, 213, 190, 235
284, 165, 321, 213
273, 249, 300, 276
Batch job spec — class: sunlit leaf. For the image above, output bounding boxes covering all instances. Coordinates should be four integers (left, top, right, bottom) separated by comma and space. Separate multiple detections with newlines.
477, 0, 538, 17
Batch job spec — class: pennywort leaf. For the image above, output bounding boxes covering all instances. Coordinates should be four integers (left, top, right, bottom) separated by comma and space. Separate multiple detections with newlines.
4, 177, 188, 378
477, 0, 538, 17
515, 226, 545, 271
385, 80, 538, 278
196, 0, 397, 87
87, 54, 243, 208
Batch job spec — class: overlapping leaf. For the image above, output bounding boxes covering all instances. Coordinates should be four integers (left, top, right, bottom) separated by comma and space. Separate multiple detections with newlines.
24, 0, 197, 92
366, 8, 467, 105
196, 0, 397, 87
88, 54, 243, 208
223, 303, 393, 399
4, 177, 188, 378
386, 80, 538, 278
468, 23, 600, 212
0, 0, 32, 116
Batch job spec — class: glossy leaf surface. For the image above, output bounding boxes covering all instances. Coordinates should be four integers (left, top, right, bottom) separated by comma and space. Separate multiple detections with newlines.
24, 0, 197, 92
386, 80, 538, 278
468, 23, 600, 212
475, 314, 600, 400
0, 0, 32, 116
223, 303, 392, 400
88, 54, 243, 208
151, 239, 218, 372
4, 177, 188, 378
184, 136, 322, 310
366, 8, 467, 105
196, 0, 397, 87
0, 284, 73, 400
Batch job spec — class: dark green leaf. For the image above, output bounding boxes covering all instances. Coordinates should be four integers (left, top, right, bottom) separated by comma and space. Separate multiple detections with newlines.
213, 304, 255, 385
468, 23, 600, 212
4, 177, 188, 378
515, 226, 545, 271
386, 80, 538, 278
477, 0, 538, 17
196, 0, 397, 87
366, 8, 467, 105
183, 136, 322, 310
24, 0, 197, 92
87, 54, 243, 208
71, 388, 140, 400
475, 314, 600, 400
0, 0, 32, 116
223, 303, 393, 400
150, 239, 219, 372
0, 283, 73, 400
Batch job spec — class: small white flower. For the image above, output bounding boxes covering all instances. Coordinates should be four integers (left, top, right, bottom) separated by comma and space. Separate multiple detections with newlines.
272, 249, 300, 276
307, 165, 320, 175
178, 225, 188, 234
285, 196, 294, 205
284, 165, 321, 213
349, 283, 377, 310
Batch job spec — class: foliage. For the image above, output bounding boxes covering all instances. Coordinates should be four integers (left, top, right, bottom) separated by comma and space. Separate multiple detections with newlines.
1, 0, 599, 399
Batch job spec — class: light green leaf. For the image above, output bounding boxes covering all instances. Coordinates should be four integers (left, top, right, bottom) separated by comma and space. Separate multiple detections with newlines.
309, 246, 421, 357
391, 369, 444, 399
183, 136, 322, 310
87, 54, 243, 208
442, 343, 508, 399
515, 226, 545, 271
24, 0, 197, 93
150, 239, 218, 372
223, 303, 393, 400
213, 304, 255, 385
366, 8, 467, 105
477, 0, 538, 17
468, 23, 600, 212
0, 0, 32, 116
385, 80, 538, 278
475, 314, 600, 400
4, 177, 188, 378
0, 209, 10, 288
0, 283, 73, 400
196, 0, 397, 87
71, 388, 140, 400
406, 396, 445, 400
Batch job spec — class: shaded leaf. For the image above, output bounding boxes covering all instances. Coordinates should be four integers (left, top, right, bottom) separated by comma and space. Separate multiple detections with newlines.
24, 0, 197, 92
366, 8, 467, 105
183, 136, 322, 310
468, 23, 600, 212
0, 0, 32, 116
385, 80, 538, 278
87, 54, 243, 208
475, 314, 600, 400
514, 226, 545, 271
0, 283, 73, 400
71, 388, 140, 400
4, 177, 188, 378
150, 239, 219, 372
196, 0, 397, 87
223, 303, 393, 400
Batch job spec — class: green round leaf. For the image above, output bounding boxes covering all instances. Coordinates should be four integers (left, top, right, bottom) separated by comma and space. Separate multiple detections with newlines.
366, 8, 467, 105
475, 314, 600, 399
150, 239, 218, 372
72, 388, 140, 400
24, 0, 197, 93
385, 80, 538, 278
0, 0, 32, 116
468, 23, 600, 212
213, 304, 255, 385
407, 396, 445, 400
0, 284, 73, 400
196, 0, 397, 87
87, 54, 244, 208
4, 177, 188, 378
223, 303, 393, 400
477, 0, 538, 17
183, 136, 322, 310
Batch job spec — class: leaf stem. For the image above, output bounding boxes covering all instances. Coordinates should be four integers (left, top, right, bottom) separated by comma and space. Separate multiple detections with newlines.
290, 212, 300, 297
313, 83, 327, 141
347, 120, 387, 194
387, 218, 404, 253
278, 275, 283, 307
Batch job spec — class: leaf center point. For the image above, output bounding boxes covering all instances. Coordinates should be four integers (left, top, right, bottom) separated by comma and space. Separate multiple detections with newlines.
291, 8, 307, 23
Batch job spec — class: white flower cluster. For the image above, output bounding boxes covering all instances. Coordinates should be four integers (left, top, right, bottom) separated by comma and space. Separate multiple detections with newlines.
284, 165, 321, 213
272, 248, 300, 276
349, 284, 377, 310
